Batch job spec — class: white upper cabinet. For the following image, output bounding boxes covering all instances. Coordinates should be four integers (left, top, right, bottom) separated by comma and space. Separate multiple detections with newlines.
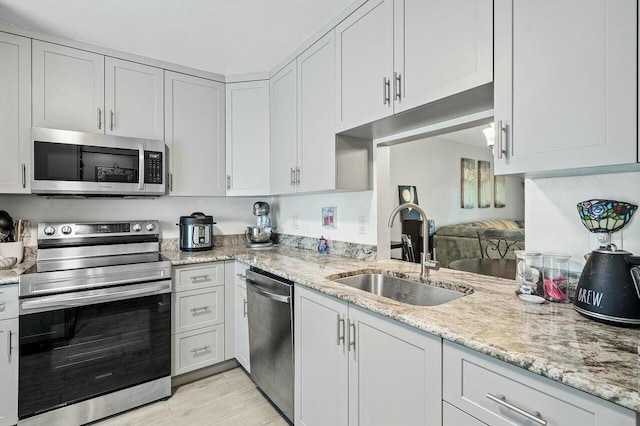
0, 33, 31, 194
393, 0, 493, 113
335, 0, 394, 132
226, 80, 270, 196
297, 32, 337, 193
270, 61, 298, 195
32, 41, 104, 133
336, 0, 492, 132
104, 57, 164, 140
494, 0, 637, 175
165, 71, 225, 196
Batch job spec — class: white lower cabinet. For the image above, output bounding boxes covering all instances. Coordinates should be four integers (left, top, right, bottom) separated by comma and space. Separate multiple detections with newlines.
443, 402, 486, 426
443, 341, 636, 426
233, 262, 250, 372
0, 285, 18, 426
172, 263, 226, 376
294, 285, 442, 426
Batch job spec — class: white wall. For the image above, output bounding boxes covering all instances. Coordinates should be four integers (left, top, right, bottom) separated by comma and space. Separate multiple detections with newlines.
525, 171, 640, 264
271, 191, 377, 245
388, 137, 525, 241
0, 195, 261, 246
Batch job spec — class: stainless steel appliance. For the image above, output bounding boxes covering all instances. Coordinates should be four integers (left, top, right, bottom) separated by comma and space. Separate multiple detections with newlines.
31, 127, 165, 197
574, 200, 639, 326
246, 268, 293, 422
178, 212, 215, 251
246, 201, 274, 249
18, 220, 172, 425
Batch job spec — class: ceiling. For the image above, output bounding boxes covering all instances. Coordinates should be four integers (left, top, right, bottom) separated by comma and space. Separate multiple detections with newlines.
0, 0, 352, 75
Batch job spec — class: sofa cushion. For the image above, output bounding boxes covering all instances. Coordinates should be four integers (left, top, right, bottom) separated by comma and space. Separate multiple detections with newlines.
469, 219, 522, 230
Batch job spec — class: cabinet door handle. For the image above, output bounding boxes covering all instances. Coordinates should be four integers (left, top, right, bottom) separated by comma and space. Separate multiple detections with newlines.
190, 305, 210, 313
290, 168, 295, 186
383, 77, 391, 105
8, 330, 13, 358
243, 298, 248, 317
97, 107, 102, 129
486, 393, 547, 425
295, 167, 300, 185
110, 109, 114, 131
0, 301, 5, 310
236, 273, 246, 280
226, 174, 231, 190
22, 163, 26, 188
495, 120, 507, 160
191, 345, 211, 354
348, 319, 356, 352
394, 72, 402, 100
169, 173, 173, 192
337, 314, 345, 346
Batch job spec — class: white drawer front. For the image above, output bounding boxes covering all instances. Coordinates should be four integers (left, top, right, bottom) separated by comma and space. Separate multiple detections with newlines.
443, 341, 636, 426
172, 324, 225, 376
443, 402, 486, 426
0, 285, 19, 320
175, 263, 223, 292
173, 286, 224, 334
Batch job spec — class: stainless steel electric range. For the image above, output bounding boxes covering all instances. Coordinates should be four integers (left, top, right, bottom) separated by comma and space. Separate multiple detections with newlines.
17, 220, 172, 426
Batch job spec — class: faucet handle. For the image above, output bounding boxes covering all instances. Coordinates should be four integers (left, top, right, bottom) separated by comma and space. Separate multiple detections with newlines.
424, 251, 440, 271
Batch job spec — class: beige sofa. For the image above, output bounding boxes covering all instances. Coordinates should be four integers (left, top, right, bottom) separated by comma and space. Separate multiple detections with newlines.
433, 220, 525, 268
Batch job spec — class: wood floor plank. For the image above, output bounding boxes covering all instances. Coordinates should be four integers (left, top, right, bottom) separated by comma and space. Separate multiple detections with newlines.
95, 368, 287, 426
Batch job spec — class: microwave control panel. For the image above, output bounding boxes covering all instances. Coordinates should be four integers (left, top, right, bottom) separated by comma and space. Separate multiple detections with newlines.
144, 151, 163, 184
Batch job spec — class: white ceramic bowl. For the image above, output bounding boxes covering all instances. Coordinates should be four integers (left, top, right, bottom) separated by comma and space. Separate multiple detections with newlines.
0, 241, 24, 264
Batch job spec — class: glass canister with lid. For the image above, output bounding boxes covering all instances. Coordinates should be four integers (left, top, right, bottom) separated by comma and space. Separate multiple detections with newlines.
515, 251, 543, 296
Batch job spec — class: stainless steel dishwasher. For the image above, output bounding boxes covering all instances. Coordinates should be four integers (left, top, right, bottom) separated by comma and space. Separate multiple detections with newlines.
246, 268, 294, 423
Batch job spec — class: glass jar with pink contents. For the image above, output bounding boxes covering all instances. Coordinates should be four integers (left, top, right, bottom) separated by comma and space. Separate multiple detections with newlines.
542, 253, 572, 303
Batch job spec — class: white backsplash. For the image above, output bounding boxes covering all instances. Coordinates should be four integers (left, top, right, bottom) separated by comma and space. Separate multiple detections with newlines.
525, 171, 640, 264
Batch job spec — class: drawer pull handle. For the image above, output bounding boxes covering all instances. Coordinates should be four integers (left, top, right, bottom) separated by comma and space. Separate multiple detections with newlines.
191, 274, 210, 282
0, 301, 5, 308
243, 298, 248, 317
236, 273, 246, 280
190, 306, 210, 313
191, 345, 211, 354
486, 393, 547, 425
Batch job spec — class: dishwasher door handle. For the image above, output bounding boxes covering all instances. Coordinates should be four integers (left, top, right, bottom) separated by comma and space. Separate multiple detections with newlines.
247, 280, 291, 304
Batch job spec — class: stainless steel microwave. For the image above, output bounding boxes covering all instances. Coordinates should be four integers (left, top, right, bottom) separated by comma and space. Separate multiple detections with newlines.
31, 127, 166, 197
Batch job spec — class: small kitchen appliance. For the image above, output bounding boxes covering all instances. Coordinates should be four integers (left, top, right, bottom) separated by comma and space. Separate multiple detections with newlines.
573, 200, 640, 327
246, 201, 274, 249
178, 212, 215, 251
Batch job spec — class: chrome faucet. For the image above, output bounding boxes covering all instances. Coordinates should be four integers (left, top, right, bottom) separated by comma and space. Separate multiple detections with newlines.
388, 203, 439, 278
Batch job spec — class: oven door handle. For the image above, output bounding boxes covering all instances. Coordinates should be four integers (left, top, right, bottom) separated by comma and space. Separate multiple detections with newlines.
20, 280, 171, 314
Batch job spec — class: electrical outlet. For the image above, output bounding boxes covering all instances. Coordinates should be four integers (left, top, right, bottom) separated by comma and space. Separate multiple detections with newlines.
293, 215, 299, 230
589, 231, 623, 252
358, 216, 366, 234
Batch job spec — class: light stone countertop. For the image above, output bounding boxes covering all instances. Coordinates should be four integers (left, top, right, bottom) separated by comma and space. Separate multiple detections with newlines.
6, 245, 640, 412
165, 245, 640, 413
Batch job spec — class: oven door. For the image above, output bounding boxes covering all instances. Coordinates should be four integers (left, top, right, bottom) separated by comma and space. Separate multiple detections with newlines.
31, 127, 165, 196
18, 280, 171, 420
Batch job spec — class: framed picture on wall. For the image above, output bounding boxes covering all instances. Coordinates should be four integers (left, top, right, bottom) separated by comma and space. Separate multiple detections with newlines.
495, 176, 506, 208
398, 185, 421, 221
478, 160, 492, 208
460, 158, 476, 209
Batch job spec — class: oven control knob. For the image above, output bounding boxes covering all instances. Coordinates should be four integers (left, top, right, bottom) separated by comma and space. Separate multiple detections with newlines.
61, 226, 72, 235
44, 226, 56, 236
133, 223, 142, 232
146, 223, 155, 232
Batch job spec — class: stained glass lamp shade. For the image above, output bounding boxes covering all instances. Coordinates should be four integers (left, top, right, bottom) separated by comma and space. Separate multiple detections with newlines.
577, 200, 637, 248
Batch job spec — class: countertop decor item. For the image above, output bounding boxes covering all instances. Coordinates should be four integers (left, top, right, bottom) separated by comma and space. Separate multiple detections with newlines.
0, 210, 14, 242
0, 256, 17, 270
0, 241, 23, 264
317, 236, 328, 254
574, 199, 640, 326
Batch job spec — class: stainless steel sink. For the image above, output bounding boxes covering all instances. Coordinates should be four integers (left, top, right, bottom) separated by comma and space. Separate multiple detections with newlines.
333, 274, 465, 306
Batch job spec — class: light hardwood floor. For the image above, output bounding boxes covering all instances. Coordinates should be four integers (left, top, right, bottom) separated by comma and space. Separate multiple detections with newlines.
96, 368, 289, 426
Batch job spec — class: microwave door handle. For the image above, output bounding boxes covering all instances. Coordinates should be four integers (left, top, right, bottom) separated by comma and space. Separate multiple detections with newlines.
138, 144, 145, 190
